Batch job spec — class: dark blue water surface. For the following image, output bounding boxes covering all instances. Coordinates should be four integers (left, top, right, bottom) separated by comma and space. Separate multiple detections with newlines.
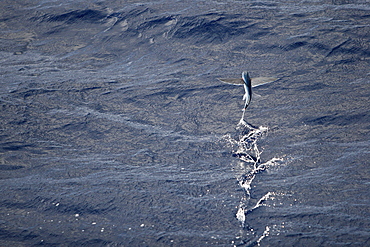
1, 0, 369, 246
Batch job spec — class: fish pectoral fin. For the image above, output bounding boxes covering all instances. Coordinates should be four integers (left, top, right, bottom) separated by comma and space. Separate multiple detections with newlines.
254, 93, 262, 98
218, 78, 245, 85
251, 77, 278, 87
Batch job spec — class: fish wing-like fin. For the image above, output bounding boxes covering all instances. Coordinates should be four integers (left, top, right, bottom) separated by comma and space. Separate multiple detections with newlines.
219, 77, 278, 87
218, 78, 245, 85
251, 77, 278, 87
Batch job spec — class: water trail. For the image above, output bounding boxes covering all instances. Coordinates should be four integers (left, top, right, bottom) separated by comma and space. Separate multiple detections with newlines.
224, 119, 283, 245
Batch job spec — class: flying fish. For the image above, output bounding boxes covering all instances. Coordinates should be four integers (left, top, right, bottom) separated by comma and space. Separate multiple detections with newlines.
218, 72, 278, 122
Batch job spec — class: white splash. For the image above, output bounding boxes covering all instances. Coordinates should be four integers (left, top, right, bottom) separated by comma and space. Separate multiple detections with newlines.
224, 119, 284, 234
257, 226, 270, 246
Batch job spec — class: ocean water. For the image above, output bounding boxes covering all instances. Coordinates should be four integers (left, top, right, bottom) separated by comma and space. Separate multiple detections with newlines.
0, 0, 369, 246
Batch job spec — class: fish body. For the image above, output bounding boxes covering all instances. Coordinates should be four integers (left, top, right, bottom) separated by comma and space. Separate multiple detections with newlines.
242, 72, 252, 110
